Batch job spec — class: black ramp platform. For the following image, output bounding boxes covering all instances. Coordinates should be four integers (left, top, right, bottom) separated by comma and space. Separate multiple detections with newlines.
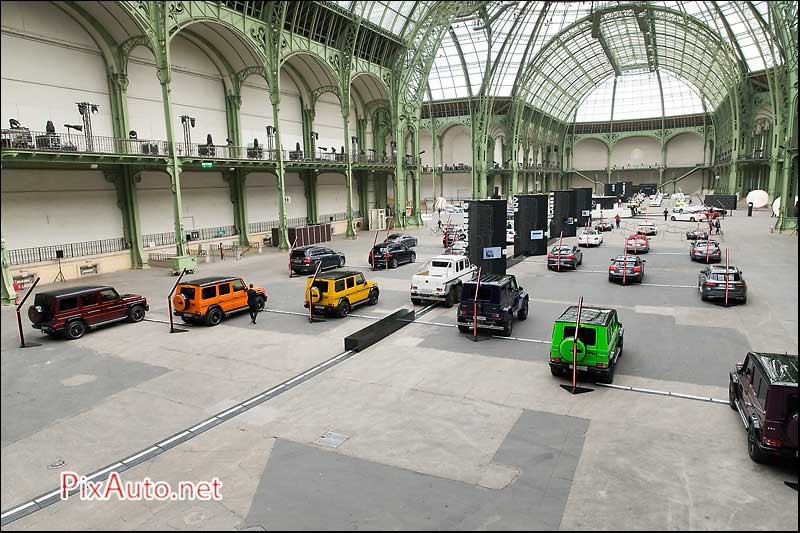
344, 308, 415, 352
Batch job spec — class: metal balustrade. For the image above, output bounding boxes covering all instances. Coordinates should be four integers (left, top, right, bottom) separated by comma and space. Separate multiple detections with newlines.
8, 238, 129, 265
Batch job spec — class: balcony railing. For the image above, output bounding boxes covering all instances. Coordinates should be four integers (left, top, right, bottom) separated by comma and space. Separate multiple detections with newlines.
8, 238, 129, 265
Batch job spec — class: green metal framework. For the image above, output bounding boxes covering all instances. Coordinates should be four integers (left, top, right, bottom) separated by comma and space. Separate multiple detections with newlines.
1, 1, 797, 303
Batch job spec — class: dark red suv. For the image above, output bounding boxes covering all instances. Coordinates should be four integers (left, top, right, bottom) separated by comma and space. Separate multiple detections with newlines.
729, 352, 798, 463
28, 286, 149, 340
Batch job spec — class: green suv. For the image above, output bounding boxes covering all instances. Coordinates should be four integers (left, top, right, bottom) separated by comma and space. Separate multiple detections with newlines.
549, 306, 624, 384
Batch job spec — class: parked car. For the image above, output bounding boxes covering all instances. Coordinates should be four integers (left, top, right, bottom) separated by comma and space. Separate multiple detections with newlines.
637, 221, 657, 236
304, 270, 378, 318
547, 244, 583, 270
673, 205, 705, 214
698, 265, 747, 304
411, 255, 476, 306
689, 239, 722, 262
29, 286, 149, 340
578, 229, 603, 247
549, 305, 624, 384
173, 277, 266, 326
457, 273, 529, 336
448, 240, 468, 255
384, 233, 417, 248
595, 221, 614, 232
443, 228, 467, 247
671, 211, 702, 222
625, 234, 650, 254
608, 255, 645, 284
369, 242, 416, 269
290, 245, 346, 274
686, 229, 710, 240
729, 351, 798, 463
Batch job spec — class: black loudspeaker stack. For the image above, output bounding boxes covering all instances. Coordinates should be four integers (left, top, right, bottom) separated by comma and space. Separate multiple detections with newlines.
465, 199, 507, 276
514, 194, 549, 256
573, 187, 593, 227
549, 190, 573, 239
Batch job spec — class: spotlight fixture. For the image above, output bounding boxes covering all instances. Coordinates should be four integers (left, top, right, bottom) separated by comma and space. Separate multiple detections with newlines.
9, 118, 21, 129
45, 120, 56, 134
76, 102, 99, 151
128, 130, 137, 139
419, 150, 426, 155
64, 124, 83, 134
226, 138, 233, 146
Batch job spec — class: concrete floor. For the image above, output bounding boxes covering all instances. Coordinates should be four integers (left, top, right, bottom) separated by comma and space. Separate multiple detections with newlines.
1, 206, 797, 530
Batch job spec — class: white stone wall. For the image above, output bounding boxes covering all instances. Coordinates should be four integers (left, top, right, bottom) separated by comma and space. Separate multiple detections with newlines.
665, 133, 704, 167
1, 170, 123, 249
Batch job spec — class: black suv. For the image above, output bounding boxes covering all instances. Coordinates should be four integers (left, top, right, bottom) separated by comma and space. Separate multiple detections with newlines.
457, 274, 529, 337
290, 245, 346, 274
729, 352, 798, 463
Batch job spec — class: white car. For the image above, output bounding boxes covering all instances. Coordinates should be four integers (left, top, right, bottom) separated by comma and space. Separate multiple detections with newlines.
578, 229, 603, 247
669, 211, 703, 222
445, 206, 464, 214
637, 222, 657, 236
449, 240, 468, 255
673, 205, 704, 214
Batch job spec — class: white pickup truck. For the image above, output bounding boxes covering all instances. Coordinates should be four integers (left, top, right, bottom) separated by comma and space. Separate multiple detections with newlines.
410, 255, 477, 307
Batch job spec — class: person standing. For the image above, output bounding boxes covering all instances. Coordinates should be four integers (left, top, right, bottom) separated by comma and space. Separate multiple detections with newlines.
715, 219, 722, 235
614, 213, 621, 230
247, 284, 260, 324
219, 242, 225, 261
663, 208, 669, 221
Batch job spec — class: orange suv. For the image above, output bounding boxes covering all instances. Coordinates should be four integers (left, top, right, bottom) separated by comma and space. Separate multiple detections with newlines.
173, 276, 266, 326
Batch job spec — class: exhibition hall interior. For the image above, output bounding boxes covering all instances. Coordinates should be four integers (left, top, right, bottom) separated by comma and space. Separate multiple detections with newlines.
0, 1, 797, 530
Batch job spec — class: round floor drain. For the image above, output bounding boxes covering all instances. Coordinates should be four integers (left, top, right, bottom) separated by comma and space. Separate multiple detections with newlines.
48, 459, 66, 469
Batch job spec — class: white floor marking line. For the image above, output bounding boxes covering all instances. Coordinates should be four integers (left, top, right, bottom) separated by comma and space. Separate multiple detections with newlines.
33, 491, 61, 504
595, 383, 727, 404
492, 336, 551, 344
1, 347, 362, 526
122, 446, 160, 464
1, 502, 35, 520
85, 463, 124, 481
215, 406, 243, 418
155, 432, 191, 448
409, 320, 456, 328
188, 418, 219, 432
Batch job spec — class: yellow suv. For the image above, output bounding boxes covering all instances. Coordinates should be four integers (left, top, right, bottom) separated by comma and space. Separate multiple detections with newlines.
304, 270, 378, 318
173, 276, 266, 326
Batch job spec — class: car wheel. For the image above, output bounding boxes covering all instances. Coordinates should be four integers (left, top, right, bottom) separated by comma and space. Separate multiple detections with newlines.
411, 297, 422, 305
339, 257, 346, 268
180, 315, 195, 324
443, 287, 456, 308
255, 296, 266, 311
368, 289, 379, 306
578, 257, 583, 266
390, 258, 398, 269
337, 299, 350, 318
689, 217, 696, 222
670, 216, 676, 221
458, 325, 470, 333
206, 307, 223, 326
501, 321, 513, 337
740, 295, 747, 305
747, 427, 768, 464
409, 252, 416, 263
550, 366, 563, 377
517, 302, 529, 321
728, 381, 738, 411
65, 320, 87, 340
127, 305, 146, 323
701, 291, 709, 302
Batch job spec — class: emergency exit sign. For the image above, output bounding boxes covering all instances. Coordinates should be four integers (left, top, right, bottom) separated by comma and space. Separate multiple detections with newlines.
201, 162, 213, 168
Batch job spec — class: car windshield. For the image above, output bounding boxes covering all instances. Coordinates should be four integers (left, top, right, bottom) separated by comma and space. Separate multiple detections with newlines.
372, 246, 388, 254
291, 250, 308, 259
553, 246, 572, 252
387, 234, 400, 240
614, 258, 637, 266
33, 294, 54, 309
462, 284, 498, 302
431, 261, 451, 268
563, 325, 598, 346
179, 287, 196, 300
